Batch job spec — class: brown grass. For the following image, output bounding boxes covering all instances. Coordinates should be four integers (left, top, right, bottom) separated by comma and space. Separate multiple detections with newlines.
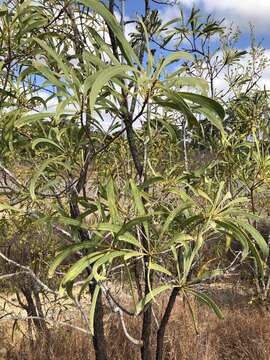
1, 289, 270, 360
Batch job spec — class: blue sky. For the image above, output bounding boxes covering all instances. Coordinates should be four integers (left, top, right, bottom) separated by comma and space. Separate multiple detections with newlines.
124, 0, 270, 48
123, 0, 270, 90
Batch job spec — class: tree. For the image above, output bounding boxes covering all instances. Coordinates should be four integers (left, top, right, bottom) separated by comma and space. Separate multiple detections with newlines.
0, 1, 269, 360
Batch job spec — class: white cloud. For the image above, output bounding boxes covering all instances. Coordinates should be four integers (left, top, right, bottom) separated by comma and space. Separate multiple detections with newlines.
213, 49, 270, 97
159, 1, 270, 94
175, 0, 270, 32
125, 20, 138, 41
258, 50, 270, 89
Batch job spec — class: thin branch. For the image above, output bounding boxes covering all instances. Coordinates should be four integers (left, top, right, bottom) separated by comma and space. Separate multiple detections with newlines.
0, 315, 89, 334
0, 272, 28, 281
0, 252, 56, 294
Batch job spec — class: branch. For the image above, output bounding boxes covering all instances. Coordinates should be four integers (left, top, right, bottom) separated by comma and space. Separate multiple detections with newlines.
119, 309, 142, 345
0, 252, 56, 294
0, 315, 89, 334
0, 272, 28, 281
0, 163, 27, 191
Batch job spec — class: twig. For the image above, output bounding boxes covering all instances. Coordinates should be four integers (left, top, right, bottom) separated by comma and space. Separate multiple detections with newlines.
0, 271, 28, 281
0, 252, 56, 294
0, 315, 89, 334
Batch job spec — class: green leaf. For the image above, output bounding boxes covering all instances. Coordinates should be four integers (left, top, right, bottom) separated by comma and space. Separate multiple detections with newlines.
0, 203, 21, 212
182, 290, 199, 335
60, 252, 103, 288
106, 177, 120, 224
32, 61, 67, 91
135, 284, 173, 315
78, 0, 141, 67
95, 223, 122, 233
119, 216, 152, 235
83, 72, 100, 96
55, 96, 77, 123
188, 289, 224, 319
87, 27, 120, 66
148, 261, 172, 276
83, 50, 107, 69
154, 91, 199, 128
29, 156, 64, 200
32, 138, 64, 152
165, 233, 193, 250
48, 240, 99, 278
196, 107, 224, 134
166, 77, 209, 95
160, 204, 191, 239
190, 269, 223, 284
179, 92, 225, 120
235, 220, 269, 257
16, 112, 55, 128
215, 220, 249, 260
92, 251, 126, 281
130, 179, 149, 238
58, 216, 90, 230
169, 188, 197, 206
34, 38, 71, 80
0, 5, 8, 16
155, 52, 193, 79
182, 234, 204, 283
88, 65, 134, 114
123, 250, 144, 261
151, 118, 177, 141
118, 232, 145, 250
89, 285, 101, 334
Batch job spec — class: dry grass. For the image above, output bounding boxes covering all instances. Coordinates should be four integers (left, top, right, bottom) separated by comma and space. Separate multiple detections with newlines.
1, 286, 270, 360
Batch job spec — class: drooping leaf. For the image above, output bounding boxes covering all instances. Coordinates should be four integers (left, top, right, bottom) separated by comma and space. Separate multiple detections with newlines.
89, 65, 134, 114
155, 52, 193, 79
135, 284, 174, 315
188, 289, 224, 319
89, 285, 101, 334
179, 92, 225, 120
106, 177, 120, 224
32, 138, 64, 152
29, 156, 65, 200
130, 179, 149, 238
118, 232, 145, 250
234, 220, 269, 257
148, 261, 172, 276
48, 240, 99, 278
78, 0, 141, 66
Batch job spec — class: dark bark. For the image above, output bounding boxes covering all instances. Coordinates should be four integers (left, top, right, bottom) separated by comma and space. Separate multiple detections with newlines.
123, 111, 153, 360
123, 112, 153, 360
145, 0, 150, 18
141, 271, 153, 360
20, 287, 48, 334
103, 3, 153, 358
124, 117, 143, 178
69, 198, 108, 360
89, 283, 107, 360
64, 6, 107, 358
156, 288, 179, 360
108, 0, 120, 60
141, 306, 152, 359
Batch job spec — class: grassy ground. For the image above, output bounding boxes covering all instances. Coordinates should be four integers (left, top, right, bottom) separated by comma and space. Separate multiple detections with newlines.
1, 283, 270, 359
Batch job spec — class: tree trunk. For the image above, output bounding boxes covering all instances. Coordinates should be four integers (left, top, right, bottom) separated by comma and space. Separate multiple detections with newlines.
156, 288, 179, 360
141, 259, 153, 360
70, 198, 108, 360
89, 283, 107, 360
141, 290, 152, 360
21, 287, 48, 334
